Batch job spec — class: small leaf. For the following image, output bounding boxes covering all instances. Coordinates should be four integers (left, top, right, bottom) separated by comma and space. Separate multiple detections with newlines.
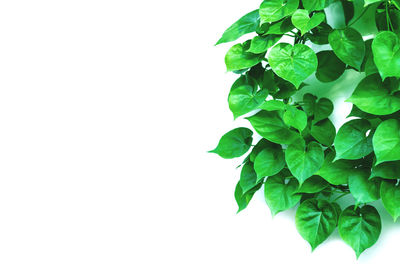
372, 119, 400, 165
209, 127, 253, 159
328, 28, 365, 70
291, 9, 325, 36
371, 31, 400, 79
259, 0, 299, 23
302, 0, 326, 12
285, 141, 324, 185
348, 169, 380, 205
216, 10, 260, 45
334, 119, 373, 160
268, 43, 318, 88
295, 199, 337, 250
225, 42, 265, 72
371, 161, 400, 180
264, 172, 301, 216
380, 180, 400, 221
247, 110, 301, 144
296, 175, 329, 194
310, 118, 336, 146
317, 150, 354, 185
283, 105, 308, 132
338, 205, 381, 258
316, 50, 346, 83
235, 182, 262, 213
314, 98, 333, 123
247, 35, 282, 54
239, 162, 260, 195
254, 142, 285, 181
259, 100, 286, 111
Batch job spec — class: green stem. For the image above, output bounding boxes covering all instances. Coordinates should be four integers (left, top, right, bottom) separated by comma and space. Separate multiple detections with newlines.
348, 6, 370, 27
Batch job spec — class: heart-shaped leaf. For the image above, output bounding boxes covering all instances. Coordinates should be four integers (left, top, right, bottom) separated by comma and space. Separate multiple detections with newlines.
285, 141, 324, 185
348, 169, 380, 205
225, 42, 265, 71
239, 162, 260, 195
302, 0, 326, 12
268, 43, 317, 88
254, 142, 285, 181
347, 74, 400, 115
373, 119, 400, 165
381, 180, 400, 221
259, 0, 299, 23
291, 9, 325, 36
316, 50, 346, 83
247, 34, 282, 54
316, 150, 355, 185
372, 31, 400, 79
209, 127, 253, 159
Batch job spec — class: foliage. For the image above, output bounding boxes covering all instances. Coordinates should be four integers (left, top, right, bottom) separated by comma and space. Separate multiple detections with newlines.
210, 0, 400, 258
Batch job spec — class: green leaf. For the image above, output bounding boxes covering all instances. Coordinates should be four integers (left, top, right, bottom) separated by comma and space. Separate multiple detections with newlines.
372, 119, 400, 165
303, 93, 317, 116
314, 98, 333, 123
295, 199, 337, 250
361, 39, 379, 76
348, 169, 380, 204
371, 161, 400, 179
334, 119, 373, 160
259, 0, 299, 23
268, 43, 318, 88
254, 142, 285, 181
285, 141, 324, 185
264, 172, 301, 216
380, 180, 400, 221
302, 0, 326, 12
247, 35, 282, 54
291, 10, 325, 36
328, 28, 365, 70
216, 10, 260, 45
259, 100, 286, 111
225, 42, 265, 71
209, 127, 253, 159
364, 0, 383, 6
296, 175, 329, 194
307, 22, 332, 45
338, 205, 381, 258
310, 119, 336, 146
235, 182, 262, 213
239, 162, 260, 195
316, 50, 346, 83
247, 110, 301, 144
347, 74, 400, 115
317, 150, 354, 185
376, 8, 400, 35
283, 105, 308, 132
228, 76, 268, 119
264, 17, 294, 35
372, 31, 400, 79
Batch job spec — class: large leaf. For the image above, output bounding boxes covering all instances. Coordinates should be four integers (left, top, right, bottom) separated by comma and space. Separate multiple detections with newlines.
371, 31, 400, 79
216, 10, 260, 45
380, 180, 400, 221
209, 127, 253, 159
254, 142, 285, 181
372, 119, 400, 165
328, 28, 365, 70
285, 141, 324, 185
338, 205, 381, 258
347, 74, 400, 115
334, 119, 373, 160
264, 172, 301, 215
371, 161, 400, 179
228, 76, 268, 119
268, 43, 317, 88
225, 42, 265, 71
316, 150, 354, 185
295, 199, 337, 250
348, 169, 380, 205
259, 0, 299, 23
247, 110, 301, 144
291, 10, 325, 36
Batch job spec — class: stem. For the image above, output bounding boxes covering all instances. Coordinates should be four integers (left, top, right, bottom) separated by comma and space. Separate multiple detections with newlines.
333, 192, 349, 202
348, 5, 370, 27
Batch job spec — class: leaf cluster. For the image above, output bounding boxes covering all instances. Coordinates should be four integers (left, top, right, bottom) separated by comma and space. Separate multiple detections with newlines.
211, 0, 400, 258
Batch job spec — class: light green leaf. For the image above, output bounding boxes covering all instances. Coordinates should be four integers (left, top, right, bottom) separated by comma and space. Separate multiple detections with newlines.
371, 31, 400, 79
259, 0, 299, 23
373, 119, 400, 165
380, 180, 400, 221
228, 76, 268, 119
285, 141, 324, 185
295, 199, 337, 250
235, 182, 262, 213
348, 169, 380, 204
247, 35, 282, 54
259, 100, 286, 111
302, 0, 326, 11
364, 0, 383, 6
316, 50, 346, 83
254, 142, 285, 181
247, 110, 301, 144
268, 43, 317, 88
283, 105, 308, 132
239, 162, 260, 195
209, 127, 253, 159
264, 17, 294, 34
264, 172, 301, 216
328, 28, 365, 70
347, 74, 400, 115
296, 175, 329, 194
338, 205, 381, 258
225, 42, 265, 71
216, 10, 260, 45
291, 10, 325, 36
317, 150, 354, 185
334, 119, 373, 160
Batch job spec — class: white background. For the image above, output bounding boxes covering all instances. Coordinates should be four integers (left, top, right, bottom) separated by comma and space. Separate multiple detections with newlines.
0, 0, 398, 266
